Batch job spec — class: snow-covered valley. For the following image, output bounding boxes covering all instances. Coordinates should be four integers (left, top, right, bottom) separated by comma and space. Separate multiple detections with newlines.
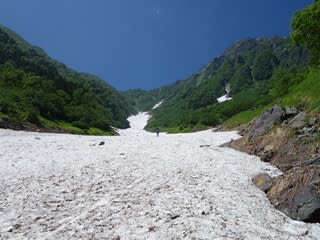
0, 113, 319, 239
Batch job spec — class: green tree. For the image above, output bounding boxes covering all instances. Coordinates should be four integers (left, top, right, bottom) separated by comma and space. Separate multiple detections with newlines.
291, 1, 320, 63
269, 68, 290, 97
252, 50, 277, 80
231, 65, 252, 93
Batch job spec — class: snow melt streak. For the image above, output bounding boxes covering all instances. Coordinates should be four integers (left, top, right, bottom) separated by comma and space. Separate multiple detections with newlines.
0, 114, 319, 239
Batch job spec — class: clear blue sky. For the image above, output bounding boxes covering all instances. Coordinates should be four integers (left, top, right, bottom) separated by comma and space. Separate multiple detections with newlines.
0, 0, 313, 90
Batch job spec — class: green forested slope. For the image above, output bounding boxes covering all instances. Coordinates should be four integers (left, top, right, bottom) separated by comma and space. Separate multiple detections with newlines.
131, 36, 308, 132
142, 1, 320, 133
1, 1, 318, 135
0, 25, 134, 134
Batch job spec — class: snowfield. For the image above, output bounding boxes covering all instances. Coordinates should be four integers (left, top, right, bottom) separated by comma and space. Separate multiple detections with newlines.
0, 113, 320, 239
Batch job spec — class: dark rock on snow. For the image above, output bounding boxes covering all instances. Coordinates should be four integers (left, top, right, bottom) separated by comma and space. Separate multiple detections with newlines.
99, 141, 105, 146
253, 173, 273, 192
169, 214, 180, 220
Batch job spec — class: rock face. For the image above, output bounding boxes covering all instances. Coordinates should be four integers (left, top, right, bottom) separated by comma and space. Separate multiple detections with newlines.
253, 173, 272, 192
288, 111, 306, 129
267, 166, 320, 222
284, 106, 298, 117
228, 105, 320, 223
247, 105, 282, 140
291, 184, 320, 222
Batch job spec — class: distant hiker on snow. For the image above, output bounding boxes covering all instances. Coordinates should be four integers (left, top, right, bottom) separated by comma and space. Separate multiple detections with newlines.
156, 128, 160, 137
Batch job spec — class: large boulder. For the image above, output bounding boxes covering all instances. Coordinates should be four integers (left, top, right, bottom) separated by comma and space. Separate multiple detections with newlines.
290, 183, 320, 222
247, 105, 282, 140
267, 165, 320, 222
253, 173, 273, 192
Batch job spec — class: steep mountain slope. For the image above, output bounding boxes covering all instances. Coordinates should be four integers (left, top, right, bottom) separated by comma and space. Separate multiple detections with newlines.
226, 1, 320, 224
0, 25, 135, 134
126, 36, 308, 132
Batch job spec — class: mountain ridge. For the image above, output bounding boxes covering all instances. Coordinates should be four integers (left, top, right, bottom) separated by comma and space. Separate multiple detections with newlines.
123, 36, 308, 132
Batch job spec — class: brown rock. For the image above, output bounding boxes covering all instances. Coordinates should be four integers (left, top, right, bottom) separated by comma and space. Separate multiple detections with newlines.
253, 173, 273, 192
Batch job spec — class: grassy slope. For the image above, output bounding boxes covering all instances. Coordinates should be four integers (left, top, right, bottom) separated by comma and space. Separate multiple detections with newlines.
223, 67, 320, 129
223, 108, 265, 129
39, 117, 116, 136
143, 37, 307, 133
282, 68, 320, 113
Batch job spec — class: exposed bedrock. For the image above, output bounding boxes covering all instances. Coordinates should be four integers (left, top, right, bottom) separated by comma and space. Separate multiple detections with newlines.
229, 105, 320, 222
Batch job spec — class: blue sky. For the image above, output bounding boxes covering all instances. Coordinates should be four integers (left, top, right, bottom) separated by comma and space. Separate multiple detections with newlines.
0, 0, 313, 90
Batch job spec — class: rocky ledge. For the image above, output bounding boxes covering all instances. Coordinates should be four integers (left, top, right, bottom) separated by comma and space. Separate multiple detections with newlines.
225, 105, 320, 223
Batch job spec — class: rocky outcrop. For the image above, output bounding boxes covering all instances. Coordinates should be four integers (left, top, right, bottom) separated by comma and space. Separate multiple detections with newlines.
228, 105, 320, 223
246, 105, 282, 140
268, 166, 320, 222
283, 106, 298, 118
288, 111, 306, 129
291, 184, 320, 223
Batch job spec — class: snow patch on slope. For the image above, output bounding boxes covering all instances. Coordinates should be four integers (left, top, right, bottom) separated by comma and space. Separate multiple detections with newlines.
152, 100, 163, 109
217, 94, 232, 103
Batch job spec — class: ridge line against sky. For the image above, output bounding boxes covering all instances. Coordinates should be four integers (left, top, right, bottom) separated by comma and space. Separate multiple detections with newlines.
0, 0, 313, 91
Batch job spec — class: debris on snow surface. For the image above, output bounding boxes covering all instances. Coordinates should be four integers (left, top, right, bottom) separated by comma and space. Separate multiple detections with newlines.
0, 113, 319, 239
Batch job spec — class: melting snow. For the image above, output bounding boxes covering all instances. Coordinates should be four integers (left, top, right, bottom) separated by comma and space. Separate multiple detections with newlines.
0, 114, 319, 239
217, 94, 232, 103
152, 100, 163, 110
